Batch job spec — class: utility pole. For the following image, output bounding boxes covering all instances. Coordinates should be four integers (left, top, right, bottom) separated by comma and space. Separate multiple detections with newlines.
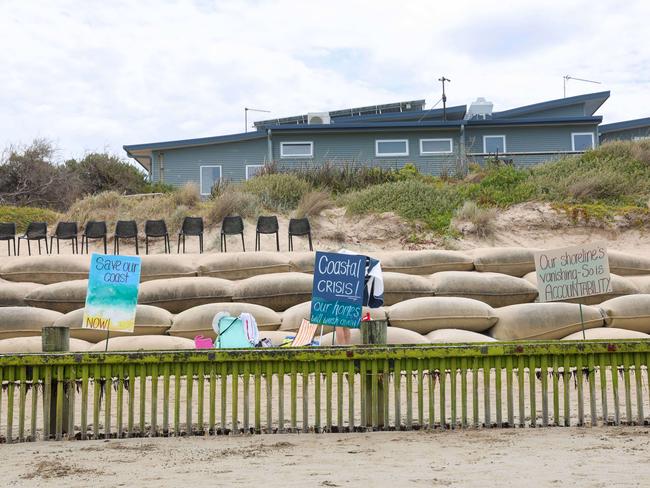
563, 75, 601, 98
244, 107, 271, 132
438, 76, 450, 121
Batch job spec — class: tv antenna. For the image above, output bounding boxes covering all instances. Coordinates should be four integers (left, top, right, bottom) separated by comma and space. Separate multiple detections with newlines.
563, 75, 601, 98
438, 76, 450, 121
244, 107, 271, 132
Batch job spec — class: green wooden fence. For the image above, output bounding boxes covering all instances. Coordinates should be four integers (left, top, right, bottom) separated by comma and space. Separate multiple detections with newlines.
0, 340, 649, 443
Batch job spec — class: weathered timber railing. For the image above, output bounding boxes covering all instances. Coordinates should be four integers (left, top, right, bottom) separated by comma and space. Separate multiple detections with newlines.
1, 340, 649, 443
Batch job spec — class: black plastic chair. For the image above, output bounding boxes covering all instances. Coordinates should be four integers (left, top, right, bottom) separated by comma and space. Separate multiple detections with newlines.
177, 217, 204, 253
145, 219, 170, 254
220, 216, 245, 252
18, 222, 48, 256
0, 222, 17, 256
255, 216, 279, 251
113, 220, 139, 255
50, 221, 79, 254
81, 221, 108, 254
288, 218, 313, 251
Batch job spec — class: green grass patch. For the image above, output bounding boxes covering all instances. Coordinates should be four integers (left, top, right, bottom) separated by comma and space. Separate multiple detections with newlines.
0, 205, 61, 233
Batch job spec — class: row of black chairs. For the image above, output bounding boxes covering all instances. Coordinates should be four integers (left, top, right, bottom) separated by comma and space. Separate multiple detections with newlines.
0, 216, 313, 256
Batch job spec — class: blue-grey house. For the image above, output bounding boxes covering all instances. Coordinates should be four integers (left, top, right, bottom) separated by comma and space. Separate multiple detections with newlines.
599, 117, 650, 143
124, 91, 609, 195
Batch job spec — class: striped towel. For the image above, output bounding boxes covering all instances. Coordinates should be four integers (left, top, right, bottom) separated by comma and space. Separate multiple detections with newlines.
291, 319, 318, 347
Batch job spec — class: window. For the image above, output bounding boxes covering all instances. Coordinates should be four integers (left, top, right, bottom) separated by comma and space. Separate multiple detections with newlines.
572, 133, 595, 151
280, 142, 313, 158
633, 135, 650, 141
375, 139, 409, 157
245, 165, 264, 180
483, 135, 506, 154
199, 165, 222, 195
420, 138, 453, 154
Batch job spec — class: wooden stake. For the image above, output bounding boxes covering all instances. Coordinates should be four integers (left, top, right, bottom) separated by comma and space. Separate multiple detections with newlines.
42, 327, 70, 439
361, 320, 387, 429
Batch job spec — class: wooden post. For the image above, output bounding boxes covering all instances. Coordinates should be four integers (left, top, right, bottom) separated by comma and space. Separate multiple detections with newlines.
361, 320, 387, 429
42, 327, 70, 439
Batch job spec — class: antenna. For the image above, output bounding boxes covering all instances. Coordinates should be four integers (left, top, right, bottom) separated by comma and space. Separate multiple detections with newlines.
563, 75, 601, 98
438, 76, 451, 121
244, 107, 271, 132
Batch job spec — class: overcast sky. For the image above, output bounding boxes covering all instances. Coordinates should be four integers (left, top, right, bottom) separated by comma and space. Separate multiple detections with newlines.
1, 0, 648, 162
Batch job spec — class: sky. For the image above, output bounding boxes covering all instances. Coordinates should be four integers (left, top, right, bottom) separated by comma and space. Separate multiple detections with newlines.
1, 0, 649, 162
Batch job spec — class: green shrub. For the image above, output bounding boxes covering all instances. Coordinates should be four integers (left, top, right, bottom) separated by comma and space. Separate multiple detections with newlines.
0, 205, 60, 233
295, 191, 334, 218
280, 162, 400, 194
241, 174, 310, 211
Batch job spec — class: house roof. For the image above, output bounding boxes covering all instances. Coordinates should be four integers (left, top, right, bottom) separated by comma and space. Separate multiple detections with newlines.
331, 105, 467, 123
599, 117, 650, 134
492, 91, 610, 119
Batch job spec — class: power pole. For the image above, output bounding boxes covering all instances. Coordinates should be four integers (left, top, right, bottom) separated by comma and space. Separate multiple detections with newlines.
438, 76, 450, 121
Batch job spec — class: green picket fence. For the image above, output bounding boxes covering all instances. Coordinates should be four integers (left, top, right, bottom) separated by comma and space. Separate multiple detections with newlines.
0, 340, 649, 443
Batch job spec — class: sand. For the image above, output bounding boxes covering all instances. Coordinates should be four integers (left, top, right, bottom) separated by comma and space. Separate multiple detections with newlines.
3, 428, 650, 487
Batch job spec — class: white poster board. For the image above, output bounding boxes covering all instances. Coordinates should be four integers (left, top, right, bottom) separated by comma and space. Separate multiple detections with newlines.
534, 243, 612, 303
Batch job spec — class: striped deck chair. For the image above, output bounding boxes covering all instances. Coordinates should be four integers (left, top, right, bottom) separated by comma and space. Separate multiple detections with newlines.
291, 319, 318, 347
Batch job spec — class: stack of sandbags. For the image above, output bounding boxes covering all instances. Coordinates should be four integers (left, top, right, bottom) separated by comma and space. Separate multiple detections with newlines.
138, 277, 234, 313
0, 255, 90, 284
280, 301, 387, 332
0, 336, 93, 353
140, 254, 198, 281
627, 275, 650, 294
523, 272, 639, 305
90, 335, 195, 351
196, 252, 292, 280
53, 304, 173, 342
288, 252, 316, 273
382, 272, 434, 306
24, 279, 88, 313
472, 247, 539, 277
430, 271, 538, 307
170, 302, 282, 340
599, 294, 650, 333
426, 329, 496, 343
372, 250, 474, 275
607, 251, 650, 276
0, 278, 43, 306
232, 272, 313, 311
489, 302, 605, 340
0, 307, 64, 339
387, 297, 497, 334
562, 328, 650, 340
320, 326, 429, 345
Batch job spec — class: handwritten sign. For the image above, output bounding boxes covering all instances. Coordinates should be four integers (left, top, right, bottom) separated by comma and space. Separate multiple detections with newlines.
534, 243, 612, 302
310, 251, 365, 328
82, 254, 142, 333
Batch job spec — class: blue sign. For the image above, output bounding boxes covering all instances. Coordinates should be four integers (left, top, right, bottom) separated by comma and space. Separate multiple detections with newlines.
310, 251, 365, 329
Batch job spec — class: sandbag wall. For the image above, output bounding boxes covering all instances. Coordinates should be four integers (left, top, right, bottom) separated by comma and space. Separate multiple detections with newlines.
0, 248, 650, 352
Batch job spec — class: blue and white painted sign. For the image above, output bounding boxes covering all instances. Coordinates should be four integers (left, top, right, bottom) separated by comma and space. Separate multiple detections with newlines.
310, 251, 365, 328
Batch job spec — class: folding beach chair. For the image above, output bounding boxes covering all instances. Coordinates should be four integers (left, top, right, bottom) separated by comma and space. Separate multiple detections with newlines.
290, 319, 318, 347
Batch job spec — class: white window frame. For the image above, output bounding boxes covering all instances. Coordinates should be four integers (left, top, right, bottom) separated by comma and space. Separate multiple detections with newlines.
245, 164, 264, 180
280, 141, 313, 158
419, 138, 453, 155
199, 165, 222, 196
483, 135, 507, 154
571, 132, 595, 152
375, 139, 409, 157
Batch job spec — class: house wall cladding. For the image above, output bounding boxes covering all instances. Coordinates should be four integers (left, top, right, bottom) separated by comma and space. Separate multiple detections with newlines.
465, 124, 598, 153
600, 127, 650, 143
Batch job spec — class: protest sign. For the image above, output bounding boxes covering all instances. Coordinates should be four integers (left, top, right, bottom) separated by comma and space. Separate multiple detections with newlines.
82, 254, 142, 333
310, 251, 365, 328
534, 243, 612, 303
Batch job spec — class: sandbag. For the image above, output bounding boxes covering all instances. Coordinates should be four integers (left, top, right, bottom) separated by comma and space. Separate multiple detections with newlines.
140, 254, 198, 282
90, 335, 195, 351
372, 250, 474, 275
608, 250, 650, 276
523, 272, 639, 305
387, 297, 497, 334
426, 329, 497, 343
0, 279, 43, 306
170, 302, 281, 339
320, 327, 428, 345
53, 304, 173, 342
259, 330, 297, 346
24, 279, 88, 313
472, 247, 539, 277
232, 272, 313, 311
382, 272, 434, 306
0, 336, 92, 353
489, 303, 605, 340
279, 301, 387, 332
138, 277, 234, 313
288, 252, 316, 273
430, 271, 538, 307
196, 252, 292, 280
0, 307, 64, 339
627, 275, 650, 294
0, 255, 90, 284
599, 294, 650, 332
561, 328, 650, 341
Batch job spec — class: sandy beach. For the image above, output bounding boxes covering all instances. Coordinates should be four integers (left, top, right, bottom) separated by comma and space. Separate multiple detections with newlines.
4, 427, 650, 487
